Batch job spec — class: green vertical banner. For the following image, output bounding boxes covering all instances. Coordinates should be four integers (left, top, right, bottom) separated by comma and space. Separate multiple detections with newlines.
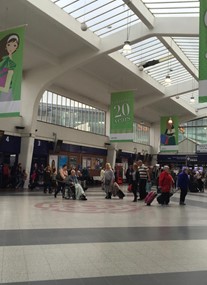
199, 1, 207, 103
0, 26, 25, 117
110, 91, 134, 142
160, 116, 178, 152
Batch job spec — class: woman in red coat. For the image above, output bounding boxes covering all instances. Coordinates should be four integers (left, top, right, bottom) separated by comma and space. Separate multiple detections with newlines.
159, 165, 174, 205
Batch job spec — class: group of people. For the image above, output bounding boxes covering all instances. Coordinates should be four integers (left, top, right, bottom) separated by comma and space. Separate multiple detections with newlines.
0, 158, 204, 207
125, 160, 152, 202
0, 163, 27, 189
129, 163, 191, 206
188, 169, 205, 193
101, 160, 192, 206
29, 163, 88, 200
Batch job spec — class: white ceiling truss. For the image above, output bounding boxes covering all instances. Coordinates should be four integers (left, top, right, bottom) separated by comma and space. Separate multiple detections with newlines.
49, 0, 201, 111
11, 0, 202, 125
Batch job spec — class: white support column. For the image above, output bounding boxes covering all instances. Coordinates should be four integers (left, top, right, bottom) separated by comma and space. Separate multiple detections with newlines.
106, 144, 117, 169
17, 75, 46, 184
18, 136, 35, 188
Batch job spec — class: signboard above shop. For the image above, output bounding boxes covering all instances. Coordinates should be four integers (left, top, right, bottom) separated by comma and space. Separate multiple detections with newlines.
158, 154, 207, 164
196, 144, 207, 153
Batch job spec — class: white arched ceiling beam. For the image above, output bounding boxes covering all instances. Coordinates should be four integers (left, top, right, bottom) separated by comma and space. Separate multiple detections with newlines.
122, 0, 198, 80
159, 37, 198, 80
123, 0, 155, 29
137, 79, 199, 109
25, 0, 199, 66
108, 52, 165, 94
101, 17, 198, 54
25, 0, 199, 111
26, 0, 101, 50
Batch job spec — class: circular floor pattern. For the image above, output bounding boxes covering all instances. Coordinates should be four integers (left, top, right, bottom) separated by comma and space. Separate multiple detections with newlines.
34, 200, 142, 213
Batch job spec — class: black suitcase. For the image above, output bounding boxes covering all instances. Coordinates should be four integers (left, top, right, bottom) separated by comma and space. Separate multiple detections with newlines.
117, 189, 125, 199
157, 193, 164, 204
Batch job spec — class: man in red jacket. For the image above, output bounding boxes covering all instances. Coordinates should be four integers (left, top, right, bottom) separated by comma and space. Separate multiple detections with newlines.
159, 165, 174, 205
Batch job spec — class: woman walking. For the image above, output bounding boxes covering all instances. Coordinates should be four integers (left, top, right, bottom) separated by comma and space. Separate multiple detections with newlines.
104, 163, 114, 199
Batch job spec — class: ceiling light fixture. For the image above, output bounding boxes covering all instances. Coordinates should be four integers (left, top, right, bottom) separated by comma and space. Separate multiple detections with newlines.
123, 40, 132, 54
190, 78, 196, 103
122, 9, 132, 55
190, 96, 195, 103
165, 74, 171, 84
165, 47, 172, 85
81, 0, 88, 31
81, 22, 87, 31
168, 117, 173, 124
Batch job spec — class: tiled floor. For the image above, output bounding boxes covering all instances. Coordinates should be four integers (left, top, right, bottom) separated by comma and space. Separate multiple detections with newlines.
0, 186, 207, 284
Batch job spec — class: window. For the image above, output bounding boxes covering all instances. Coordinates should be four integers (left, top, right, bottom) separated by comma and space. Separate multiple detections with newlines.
133, 123, 150, 145
179, 117, 207, 144
37, 91, 106, 136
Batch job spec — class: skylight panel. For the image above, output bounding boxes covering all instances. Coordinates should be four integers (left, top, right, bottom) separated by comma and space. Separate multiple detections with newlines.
51, 0, 139, 38
141, 0, 199, 16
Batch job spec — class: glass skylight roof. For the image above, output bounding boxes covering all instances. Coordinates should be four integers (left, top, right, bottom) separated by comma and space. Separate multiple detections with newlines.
51, 0, 199, 95
122, 37, 195, 86
141, 0, 199, 17
173, 90, 207, 110
173, 37, 199, 69
51, 0, 139, 37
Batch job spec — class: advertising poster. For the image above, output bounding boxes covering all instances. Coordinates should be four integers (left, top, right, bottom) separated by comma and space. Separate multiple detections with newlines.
160, 116, 178, 152
49, 155, 58, 171
69, 156, 77, 169
58, 155, 68, 169
199, 1, 207, 102
110, 91, 134, 142
0, 26, 25, 116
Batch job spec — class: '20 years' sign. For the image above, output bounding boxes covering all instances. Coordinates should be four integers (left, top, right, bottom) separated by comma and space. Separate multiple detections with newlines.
110, 91, 134, 141
113, 103, 131, 124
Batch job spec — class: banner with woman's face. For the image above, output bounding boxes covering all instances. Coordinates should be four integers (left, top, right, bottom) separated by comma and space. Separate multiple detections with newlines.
160, 116, 178, 152
0, 26, 25, 117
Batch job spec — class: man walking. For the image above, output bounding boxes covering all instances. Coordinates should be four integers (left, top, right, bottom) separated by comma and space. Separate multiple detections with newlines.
137, 160, 150, 200
177, 167, 189, 205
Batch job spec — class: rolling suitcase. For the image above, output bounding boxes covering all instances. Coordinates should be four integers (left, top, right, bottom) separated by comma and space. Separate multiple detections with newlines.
117, 189, 125, 199
157, 193, 164, 204
112, 182, 125, 199
145, 191, 157, 206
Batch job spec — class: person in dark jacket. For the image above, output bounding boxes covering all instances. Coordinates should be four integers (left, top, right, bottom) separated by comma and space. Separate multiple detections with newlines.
131, 163, 140, 202
125, 165, 133, 185
177, 167, 189, 205
43, 165, 52, 193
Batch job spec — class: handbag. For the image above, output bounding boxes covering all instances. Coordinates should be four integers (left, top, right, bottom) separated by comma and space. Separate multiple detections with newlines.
127, 184, 132, 192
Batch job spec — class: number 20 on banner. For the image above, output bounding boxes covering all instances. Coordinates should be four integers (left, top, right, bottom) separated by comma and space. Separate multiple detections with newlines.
113, 103, 130, 123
